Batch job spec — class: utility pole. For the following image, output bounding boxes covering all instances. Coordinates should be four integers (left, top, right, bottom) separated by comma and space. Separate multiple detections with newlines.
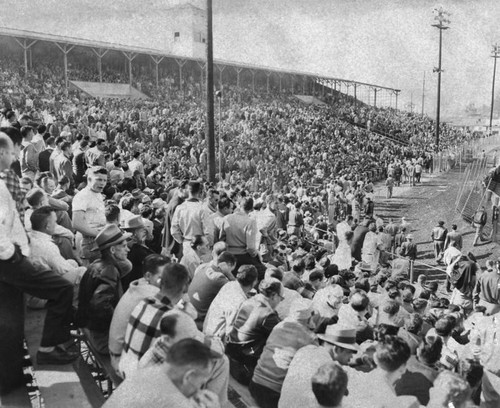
421, 71, 426, 116
432, 6, 450, 152
205, 0, 216, 182
490, 44, 500, 134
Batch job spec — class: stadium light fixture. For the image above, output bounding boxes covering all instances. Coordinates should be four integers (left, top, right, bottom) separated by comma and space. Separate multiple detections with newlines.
432, 6, 450, 152
490, 44, 500, 134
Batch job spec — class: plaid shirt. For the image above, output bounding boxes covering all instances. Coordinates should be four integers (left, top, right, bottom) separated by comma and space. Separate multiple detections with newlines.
0, 169, 25, 223
122, 293, 173, 360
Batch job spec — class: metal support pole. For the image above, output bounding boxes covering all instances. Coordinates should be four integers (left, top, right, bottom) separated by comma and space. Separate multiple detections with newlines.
92, 48, 109, 83
374, 88, 378, 107
54, 42, 75, 88
121, 52, 137, 86
218, 95, 222, 179
150, 55, 164, 89
266, 72, 270, 94
251, 70, 255, 93
279, 74, 283, 93
490, 44, 500, 133
15, 38, 37, 76
206, 0, 216, 182
216, 65, 225, 89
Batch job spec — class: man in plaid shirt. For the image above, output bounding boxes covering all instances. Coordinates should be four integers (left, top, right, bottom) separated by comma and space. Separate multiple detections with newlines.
119, 263, 194, 377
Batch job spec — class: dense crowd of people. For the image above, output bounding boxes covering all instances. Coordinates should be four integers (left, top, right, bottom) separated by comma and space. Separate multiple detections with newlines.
0, 54, 498, 408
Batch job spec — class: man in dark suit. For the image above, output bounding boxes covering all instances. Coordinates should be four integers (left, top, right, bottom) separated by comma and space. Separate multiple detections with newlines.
351, 218, 370, 262
38, 136, 55, 173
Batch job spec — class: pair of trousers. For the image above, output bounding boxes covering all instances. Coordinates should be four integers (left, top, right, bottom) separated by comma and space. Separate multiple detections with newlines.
249, 380, 280, 408
0, 257, 74, 348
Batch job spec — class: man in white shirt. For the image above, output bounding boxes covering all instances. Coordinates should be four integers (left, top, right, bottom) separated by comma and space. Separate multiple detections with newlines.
72, 166, 107, 264
28, 207, 86, 305
171, 181, 211, 256
128, 151, 145, 177
0, 133, 77, 375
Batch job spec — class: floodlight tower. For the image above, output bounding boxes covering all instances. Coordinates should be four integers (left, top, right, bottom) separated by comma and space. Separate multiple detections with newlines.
432, 6, 450, 151
490, 44, 500, 133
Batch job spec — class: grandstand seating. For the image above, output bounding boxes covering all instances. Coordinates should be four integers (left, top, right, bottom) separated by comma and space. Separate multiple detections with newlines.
69, 81, 150, 100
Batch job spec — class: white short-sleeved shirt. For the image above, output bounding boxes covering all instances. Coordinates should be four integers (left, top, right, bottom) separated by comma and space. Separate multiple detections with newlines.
72, 187, 106, 232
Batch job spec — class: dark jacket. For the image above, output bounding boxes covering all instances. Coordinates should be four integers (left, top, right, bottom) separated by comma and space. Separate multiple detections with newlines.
351, 224, 369, 261
76, 257, 125, 332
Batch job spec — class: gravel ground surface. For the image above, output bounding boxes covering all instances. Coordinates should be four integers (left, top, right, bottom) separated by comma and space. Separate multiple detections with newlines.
370, 164, 497, 283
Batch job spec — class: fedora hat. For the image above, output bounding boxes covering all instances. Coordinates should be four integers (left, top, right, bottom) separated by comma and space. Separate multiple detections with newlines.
318, 326, 360, 351
95, 224, 131, 251
122, 215, 146, 231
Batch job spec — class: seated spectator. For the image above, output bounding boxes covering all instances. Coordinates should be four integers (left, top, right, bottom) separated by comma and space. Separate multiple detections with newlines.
188, 251, 237, 329
121, 215, 155, 292
301, 270, 325, 300
108, 254, 169, 374
181, 234, 210, 279
397, 313, 423, 354
28, 207, 86, 305
203, 265, 258, 340
139, 311, 229, 405
119, 263, 193, 377
226, 278, 284, 384
395, 336, 443, 405
282, 258, 306, 291
103, 339, 222, 408
427, 370, 472, 408
76, 224, 132, 354
250, 298, 317, 408
311, 362, 348, 408
279, 326, 359, 408
337, 291, 373, 343
344, 336, 418, 407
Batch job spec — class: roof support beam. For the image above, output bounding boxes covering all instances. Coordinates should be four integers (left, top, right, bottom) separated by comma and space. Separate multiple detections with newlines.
92, 48, 109, 83
14, 38, 37, 76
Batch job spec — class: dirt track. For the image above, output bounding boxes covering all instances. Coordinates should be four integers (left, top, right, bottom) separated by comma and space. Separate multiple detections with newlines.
371, 165, 498, 282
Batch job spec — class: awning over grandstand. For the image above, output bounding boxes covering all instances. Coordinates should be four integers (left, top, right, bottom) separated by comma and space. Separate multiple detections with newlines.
69, 81, 150, 100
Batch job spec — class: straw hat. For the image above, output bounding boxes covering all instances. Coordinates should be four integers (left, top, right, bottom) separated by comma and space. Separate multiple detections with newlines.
318, 326, 360, 351
95, 224, 131, 251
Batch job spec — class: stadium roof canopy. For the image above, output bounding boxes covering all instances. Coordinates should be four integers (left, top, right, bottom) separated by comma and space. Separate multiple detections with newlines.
0, 1, 399, 93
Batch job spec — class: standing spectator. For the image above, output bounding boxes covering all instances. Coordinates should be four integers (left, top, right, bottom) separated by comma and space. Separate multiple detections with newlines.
444, 224, 462, 250
220, 196, 266, 279
72, 139, 89, 186
385, 174, 395, 198
128, 151, 144, 178
38, 136, 55, 173
431, 221, 447, 263
171, 181, 210, 257
477, 258, 500, 315
20, 125, 37, 180
472, 206, 488, 246
400, 234, 417, 261
53, 141, 74, 189
72, 166, 108, 264
0, 134, 76, 378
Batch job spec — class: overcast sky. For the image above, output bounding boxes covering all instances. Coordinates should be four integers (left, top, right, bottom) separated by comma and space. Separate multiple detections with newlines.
6, 0, 500, 118
210, 0, 500, 118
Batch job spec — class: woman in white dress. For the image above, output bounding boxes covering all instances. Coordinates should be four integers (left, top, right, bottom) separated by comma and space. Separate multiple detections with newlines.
329, 230, 354, 271
361, 223, 380, 272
